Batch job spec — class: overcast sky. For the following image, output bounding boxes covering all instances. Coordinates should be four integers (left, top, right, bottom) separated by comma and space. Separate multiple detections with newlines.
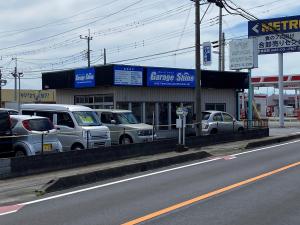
1, 0, 300, 92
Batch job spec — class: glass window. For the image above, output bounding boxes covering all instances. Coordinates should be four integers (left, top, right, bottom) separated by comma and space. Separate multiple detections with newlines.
145, 102, 155, 125
27, 118, 54, 131
36, 111, 54, 122
57, 112, 75, 128
117, 102, 129, 110
205, 103, 226, 112
0, 111, 11, 132
202, 112, 211, 120
100, 112, 113, 124
205, 103, 215, 111
183, 102, 194, 124
213, 113, 223, 122
22, 110, 35, 116
159, 103, 168, 130
115, 112, 139, 124
223, 113, 233, 122
72, 111, 101, 126
95, 96, 103, 103
104, 96, 113, 102
131, 102, 142, 123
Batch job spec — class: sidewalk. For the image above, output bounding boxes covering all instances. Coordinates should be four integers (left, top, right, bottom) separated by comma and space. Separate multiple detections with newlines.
1, 132, 300, 206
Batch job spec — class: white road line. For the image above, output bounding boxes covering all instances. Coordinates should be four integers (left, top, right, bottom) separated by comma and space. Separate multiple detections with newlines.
2, 138, 300, 214
0, 210, 19, 216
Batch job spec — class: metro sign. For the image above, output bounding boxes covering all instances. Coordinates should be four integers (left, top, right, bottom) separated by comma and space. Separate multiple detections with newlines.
248, 15, 300, 54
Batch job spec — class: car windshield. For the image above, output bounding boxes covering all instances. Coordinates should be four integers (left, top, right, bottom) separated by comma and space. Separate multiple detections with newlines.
73, 111, 101, 126
28, 118, 54, 131
202, 112, 211, 121
115, 112, 139, 124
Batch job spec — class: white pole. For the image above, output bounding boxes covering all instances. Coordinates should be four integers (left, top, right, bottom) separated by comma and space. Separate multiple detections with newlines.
278, 53, 284, 128
178, 118, 182, 145
295, 89, 298, 110
183, 115, 186, 146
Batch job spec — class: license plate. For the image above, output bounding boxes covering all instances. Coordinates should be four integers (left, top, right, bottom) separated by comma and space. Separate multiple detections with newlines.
43, 144, 52, 152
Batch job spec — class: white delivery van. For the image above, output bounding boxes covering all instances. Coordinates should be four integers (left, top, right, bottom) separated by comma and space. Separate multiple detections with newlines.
95, 109, 156, 145
21, 104, 111, 150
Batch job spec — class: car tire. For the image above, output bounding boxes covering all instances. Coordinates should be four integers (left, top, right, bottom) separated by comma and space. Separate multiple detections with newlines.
15, 149, 27, 157
120, 135, 133, 145
71, 144, 84, 150
210, 128, 218, 135
238, 127, 244, 133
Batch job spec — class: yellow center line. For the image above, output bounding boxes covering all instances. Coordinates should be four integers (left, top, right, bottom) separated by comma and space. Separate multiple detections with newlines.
122, 161, 300, 225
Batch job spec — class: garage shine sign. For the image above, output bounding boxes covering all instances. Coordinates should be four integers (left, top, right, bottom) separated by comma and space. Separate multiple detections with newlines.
74, 68, 95, 88
147, 68, 195, 88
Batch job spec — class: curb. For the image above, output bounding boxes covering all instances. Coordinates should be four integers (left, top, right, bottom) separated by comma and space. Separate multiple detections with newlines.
36, 150, 211, 194
245, 134, 300, 149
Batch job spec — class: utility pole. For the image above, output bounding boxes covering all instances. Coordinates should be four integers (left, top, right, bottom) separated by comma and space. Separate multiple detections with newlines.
11, 58, 18, 102
104, 48, 107, 65
80, 29, 93, 67
194, 0, 202, 136
218, 6, 223, 71
222, 32, 225, 71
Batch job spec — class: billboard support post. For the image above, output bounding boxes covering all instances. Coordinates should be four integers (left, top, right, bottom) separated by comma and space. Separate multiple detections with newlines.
248, 69, 253, 126
278, 53, 284, 128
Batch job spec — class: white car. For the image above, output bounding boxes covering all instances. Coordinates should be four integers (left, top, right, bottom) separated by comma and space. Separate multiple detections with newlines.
21, 104, 111, 150
10, 115, 63, 156
202, 111, 244, 135
95, 109, 156, 144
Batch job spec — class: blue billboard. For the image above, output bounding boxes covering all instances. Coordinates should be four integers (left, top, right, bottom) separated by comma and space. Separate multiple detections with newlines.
74, 68, 95, 88
114, 65, 143, 86
248, 15, 300, 37
147, 68, 195, 88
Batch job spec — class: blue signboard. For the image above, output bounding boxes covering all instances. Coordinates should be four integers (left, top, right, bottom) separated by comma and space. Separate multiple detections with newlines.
203, 42, 212, 66
248, 15, 300, 37
248, 15, 300, 54
147, 68, 195, 88
74, 68, 95, 88
114, 65, 143, 86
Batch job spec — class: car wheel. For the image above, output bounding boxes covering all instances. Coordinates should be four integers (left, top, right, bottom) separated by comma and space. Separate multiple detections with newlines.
120, 136, 133, 145
15, 149, 26, 157
71, 144, 84, 150
210, 128, 218, 135
238, 127, 244, 133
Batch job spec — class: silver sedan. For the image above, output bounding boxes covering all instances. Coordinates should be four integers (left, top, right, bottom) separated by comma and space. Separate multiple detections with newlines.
201, 110, 244, 135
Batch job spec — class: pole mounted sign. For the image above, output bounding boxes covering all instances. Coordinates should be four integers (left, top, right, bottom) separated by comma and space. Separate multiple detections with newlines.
248, 15, 300, 54
229, 38, 258, 70
203, 42, 212, 66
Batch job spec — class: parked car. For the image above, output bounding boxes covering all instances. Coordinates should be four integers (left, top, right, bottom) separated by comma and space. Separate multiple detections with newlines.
0, 108, 19, 115
201, 110, 244, 135
21, 104, 111, 150
10, 115, 63, 156
0, 110, 13, 156
95, 109, 156, 144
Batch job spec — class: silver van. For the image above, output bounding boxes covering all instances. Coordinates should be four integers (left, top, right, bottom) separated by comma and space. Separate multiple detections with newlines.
21, 104, 111, 150
95, 109, 156, 145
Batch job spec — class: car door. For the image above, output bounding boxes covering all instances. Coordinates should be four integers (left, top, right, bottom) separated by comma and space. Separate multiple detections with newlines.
100, 112, 119, 144
212, 113, 224, 133
56, 112, 77, 150
221, 112, 235, 132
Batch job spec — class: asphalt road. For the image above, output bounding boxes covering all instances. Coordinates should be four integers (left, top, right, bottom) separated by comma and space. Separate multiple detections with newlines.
1, 140, 300, 225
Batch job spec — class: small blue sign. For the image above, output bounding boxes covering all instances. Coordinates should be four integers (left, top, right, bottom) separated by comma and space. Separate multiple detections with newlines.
74, 68, 95, 88
248, 15, 300, 37
147, 68, 195, 88
203, 42, 212, 66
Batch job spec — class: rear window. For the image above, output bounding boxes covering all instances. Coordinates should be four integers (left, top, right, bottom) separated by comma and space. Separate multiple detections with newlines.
28, 119, 54, 131
202, 112, 211, 120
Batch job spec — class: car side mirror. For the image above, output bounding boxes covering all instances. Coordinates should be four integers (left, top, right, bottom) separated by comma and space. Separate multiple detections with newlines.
111, 120, 116, 124
233, 119, 237, 123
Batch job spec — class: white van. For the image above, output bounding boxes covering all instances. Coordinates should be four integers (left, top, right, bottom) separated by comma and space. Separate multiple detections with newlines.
95, 109, 156, 145
21, 104, 111, 150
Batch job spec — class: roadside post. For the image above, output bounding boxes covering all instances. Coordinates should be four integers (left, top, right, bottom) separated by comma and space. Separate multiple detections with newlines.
176, 107, 188, 151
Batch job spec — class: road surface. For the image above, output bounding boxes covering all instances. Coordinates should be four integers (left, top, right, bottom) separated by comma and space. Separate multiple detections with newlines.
1, 140, 299, 225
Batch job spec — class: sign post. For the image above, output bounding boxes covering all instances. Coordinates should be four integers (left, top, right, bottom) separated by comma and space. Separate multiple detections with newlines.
248, 15, 300, 128
229, 38, 258, 125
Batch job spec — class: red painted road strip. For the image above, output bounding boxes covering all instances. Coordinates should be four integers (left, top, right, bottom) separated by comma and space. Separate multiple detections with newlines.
0, 204, 24, 215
